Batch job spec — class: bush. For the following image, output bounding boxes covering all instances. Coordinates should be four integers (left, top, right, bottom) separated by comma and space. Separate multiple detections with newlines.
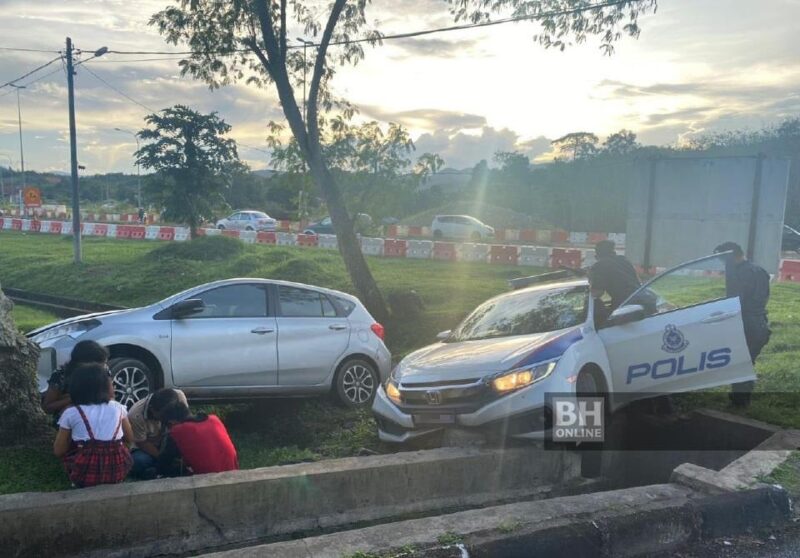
148, 235, 244, 261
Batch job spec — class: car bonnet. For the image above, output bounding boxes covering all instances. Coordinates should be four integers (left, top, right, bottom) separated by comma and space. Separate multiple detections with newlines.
396, 328, 583, 384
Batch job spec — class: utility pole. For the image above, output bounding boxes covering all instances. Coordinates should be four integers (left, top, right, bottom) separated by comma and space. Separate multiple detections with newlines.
66, 37, 81, 263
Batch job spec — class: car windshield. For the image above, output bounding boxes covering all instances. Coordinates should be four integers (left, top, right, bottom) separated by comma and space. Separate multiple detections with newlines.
449, 284, 589, 342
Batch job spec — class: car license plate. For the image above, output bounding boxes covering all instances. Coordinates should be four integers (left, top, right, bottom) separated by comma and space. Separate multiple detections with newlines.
413, 414, 456, 425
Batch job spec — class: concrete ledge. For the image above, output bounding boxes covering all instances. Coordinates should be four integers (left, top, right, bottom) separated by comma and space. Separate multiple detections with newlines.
0, 447, 579, 558
204, 485, 791, 558
671, 429, 800, 494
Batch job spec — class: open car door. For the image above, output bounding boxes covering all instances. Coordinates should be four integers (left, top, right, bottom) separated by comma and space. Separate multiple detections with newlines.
598, 253, 755, 401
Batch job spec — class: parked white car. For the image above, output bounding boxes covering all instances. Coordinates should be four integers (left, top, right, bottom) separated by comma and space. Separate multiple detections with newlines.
431, 215, 494, 241
373, 252, 755, 443
30, 279, 391, 409
216, 210, 277, 232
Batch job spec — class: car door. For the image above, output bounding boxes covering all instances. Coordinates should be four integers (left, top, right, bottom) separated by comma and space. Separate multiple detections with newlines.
275, 285, 350, 385
598, 253, 755, 397
170, 283, 278, 387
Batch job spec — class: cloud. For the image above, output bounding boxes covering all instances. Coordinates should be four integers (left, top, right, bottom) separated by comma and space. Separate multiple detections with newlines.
387, 37, 484, 59
361, 105, 487, 131
414, 127, 552, 169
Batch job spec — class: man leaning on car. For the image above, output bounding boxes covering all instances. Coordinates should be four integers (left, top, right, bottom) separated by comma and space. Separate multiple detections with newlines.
588, 240, 641, 325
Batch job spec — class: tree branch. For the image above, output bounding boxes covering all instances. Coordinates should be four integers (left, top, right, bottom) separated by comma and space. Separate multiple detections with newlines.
306, 0, 347, 145
279, 0, 287, 62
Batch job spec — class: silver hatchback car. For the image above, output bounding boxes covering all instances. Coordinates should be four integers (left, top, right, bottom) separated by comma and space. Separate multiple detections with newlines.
29, 279, 391, 408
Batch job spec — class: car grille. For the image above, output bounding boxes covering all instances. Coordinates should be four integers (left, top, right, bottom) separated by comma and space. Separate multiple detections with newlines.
397, 378, 494, 413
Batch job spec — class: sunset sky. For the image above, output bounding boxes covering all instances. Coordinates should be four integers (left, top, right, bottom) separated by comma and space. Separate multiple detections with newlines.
1, 0, 799, 174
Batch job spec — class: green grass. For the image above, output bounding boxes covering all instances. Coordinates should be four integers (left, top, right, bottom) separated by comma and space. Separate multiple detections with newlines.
10, 304, 59, 333
762, 451, 800, 500
0, 231, 529, 495
2, 230, 800, 495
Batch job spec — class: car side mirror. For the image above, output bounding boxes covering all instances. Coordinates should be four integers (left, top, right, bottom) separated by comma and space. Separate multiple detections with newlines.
606, 304, 646, 327
171, 298, 205, 319
436, 330, 452, 341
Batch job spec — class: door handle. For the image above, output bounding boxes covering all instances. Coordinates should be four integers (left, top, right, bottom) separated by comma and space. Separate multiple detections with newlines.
329, 324, 348, 331
251, 327, 275, 334
702, 311, 738, 324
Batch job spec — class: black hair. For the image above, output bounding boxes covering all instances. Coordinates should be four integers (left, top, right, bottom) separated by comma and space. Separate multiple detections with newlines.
159, 399, 192, 423
69, 363, 113, 406
149, 389, 185, 414
714, 241, 744, 257
64, 341, 109, 377
595, 240, 616, 258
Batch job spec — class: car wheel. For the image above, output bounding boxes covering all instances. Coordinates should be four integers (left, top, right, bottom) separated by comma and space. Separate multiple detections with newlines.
245, 226, 254, 231
217, 224, 225, 230
433, 229, 443, 239
470, 231, 481, 242
576, 370, 599, 396
335, 358, 379, 408
109, 357, 155, 409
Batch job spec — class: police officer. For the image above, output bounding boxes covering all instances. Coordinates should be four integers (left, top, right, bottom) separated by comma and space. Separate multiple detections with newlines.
714, 242, 771, 407
589, 240, 641, 325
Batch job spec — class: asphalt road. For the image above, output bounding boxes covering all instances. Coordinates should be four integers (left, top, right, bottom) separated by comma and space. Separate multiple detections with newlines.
648, 523, 800, 558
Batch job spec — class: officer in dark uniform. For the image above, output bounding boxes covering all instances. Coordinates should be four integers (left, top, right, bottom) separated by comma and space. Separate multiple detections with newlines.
589, 240, 641, 325
714, 242, 771, 407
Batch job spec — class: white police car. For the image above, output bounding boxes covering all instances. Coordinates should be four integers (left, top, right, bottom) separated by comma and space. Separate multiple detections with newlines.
372, 252, 756, 442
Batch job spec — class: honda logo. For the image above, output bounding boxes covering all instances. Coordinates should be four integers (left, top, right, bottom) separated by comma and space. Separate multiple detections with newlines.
425, 390, 442, 405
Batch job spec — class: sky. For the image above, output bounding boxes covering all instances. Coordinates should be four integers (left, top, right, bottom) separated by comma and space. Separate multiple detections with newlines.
0, 0, 799, 175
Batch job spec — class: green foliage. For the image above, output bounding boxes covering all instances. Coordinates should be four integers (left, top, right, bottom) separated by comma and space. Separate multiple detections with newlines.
763, 451, 800, 495
148, 235, 244, 262
10, 305, 59, 334
552, 132, 599, 160
436, 532, 463, 545
136, 105, 240, 237
449, 0, 658, 56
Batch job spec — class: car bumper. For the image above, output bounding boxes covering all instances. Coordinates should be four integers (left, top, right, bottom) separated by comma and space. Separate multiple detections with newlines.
372, 375, 569, 442
31, 335, 76, 392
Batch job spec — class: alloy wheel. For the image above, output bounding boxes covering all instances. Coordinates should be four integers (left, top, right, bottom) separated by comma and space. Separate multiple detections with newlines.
113, 365, 151, 408
341, 364, 376, 405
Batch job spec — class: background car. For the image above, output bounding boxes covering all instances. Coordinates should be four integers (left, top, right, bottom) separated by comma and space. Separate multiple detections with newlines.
373, 252, 755, 443
783, 224, 800, 253
30, 279, 391, 409
216, 210, 277, 232
431, 215, 494, 241
304, 213, 373, 236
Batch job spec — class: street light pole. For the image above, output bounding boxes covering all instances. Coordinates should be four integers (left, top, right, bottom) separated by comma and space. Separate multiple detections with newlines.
9, 84, 26, 215
66, 37, 82, 263
114, 127, 141, 207
65, 39, 108, 264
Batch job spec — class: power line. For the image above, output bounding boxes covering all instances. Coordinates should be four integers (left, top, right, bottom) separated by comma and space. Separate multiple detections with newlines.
80, 64, 157, 113
0, 46, 60, 53
97, 0, 642, 56
0, 55, 63, 90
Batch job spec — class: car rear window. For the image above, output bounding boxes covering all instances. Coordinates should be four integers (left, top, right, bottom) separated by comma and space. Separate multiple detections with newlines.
334, 296, 357, 316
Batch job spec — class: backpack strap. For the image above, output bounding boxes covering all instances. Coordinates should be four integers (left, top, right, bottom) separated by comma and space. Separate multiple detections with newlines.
75, 405, 96, 441
112, 409, 123, 440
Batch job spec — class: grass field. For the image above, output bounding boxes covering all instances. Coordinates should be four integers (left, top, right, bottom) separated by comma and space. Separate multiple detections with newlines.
1, 230, 799, 495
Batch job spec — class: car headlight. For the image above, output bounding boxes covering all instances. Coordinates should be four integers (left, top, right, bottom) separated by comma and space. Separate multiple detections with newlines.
33, 319, 101, 344
491, 360, 558, 394
385, 380, 402, 405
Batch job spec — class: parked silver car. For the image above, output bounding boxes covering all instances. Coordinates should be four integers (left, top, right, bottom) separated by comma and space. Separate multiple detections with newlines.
29, 279, 391, 408
431, 215, 494, 241
216, 210, 277, 232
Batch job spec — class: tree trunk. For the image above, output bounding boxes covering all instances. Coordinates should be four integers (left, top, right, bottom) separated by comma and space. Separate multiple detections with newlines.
0, 284, 51, 446
307, 150, 389, 323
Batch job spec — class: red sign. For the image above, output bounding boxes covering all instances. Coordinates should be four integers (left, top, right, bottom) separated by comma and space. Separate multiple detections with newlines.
23, 187, 42, 207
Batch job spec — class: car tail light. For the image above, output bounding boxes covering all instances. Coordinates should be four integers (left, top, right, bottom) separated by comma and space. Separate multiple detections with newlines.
370, 323, 385, 341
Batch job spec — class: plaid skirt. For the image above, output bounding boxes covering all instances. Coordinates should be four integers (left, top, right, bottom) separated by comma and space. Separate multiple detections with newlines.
62, 440, 133, 488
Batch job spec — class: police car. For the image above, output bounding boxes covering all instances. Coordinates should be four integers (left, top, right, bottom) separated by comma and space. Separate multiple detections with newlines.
372, 252, 756, 443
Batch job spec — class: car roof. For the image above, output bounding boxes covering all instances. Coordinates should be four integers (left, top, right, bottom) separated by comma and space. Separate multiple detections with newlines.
158, 278, 357, 307
490, 278, 589, 304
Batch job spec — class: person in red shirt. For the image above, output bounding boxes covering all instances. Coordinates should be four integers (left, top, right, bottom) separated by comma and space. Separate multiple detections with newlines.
156, 400, 238, 476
